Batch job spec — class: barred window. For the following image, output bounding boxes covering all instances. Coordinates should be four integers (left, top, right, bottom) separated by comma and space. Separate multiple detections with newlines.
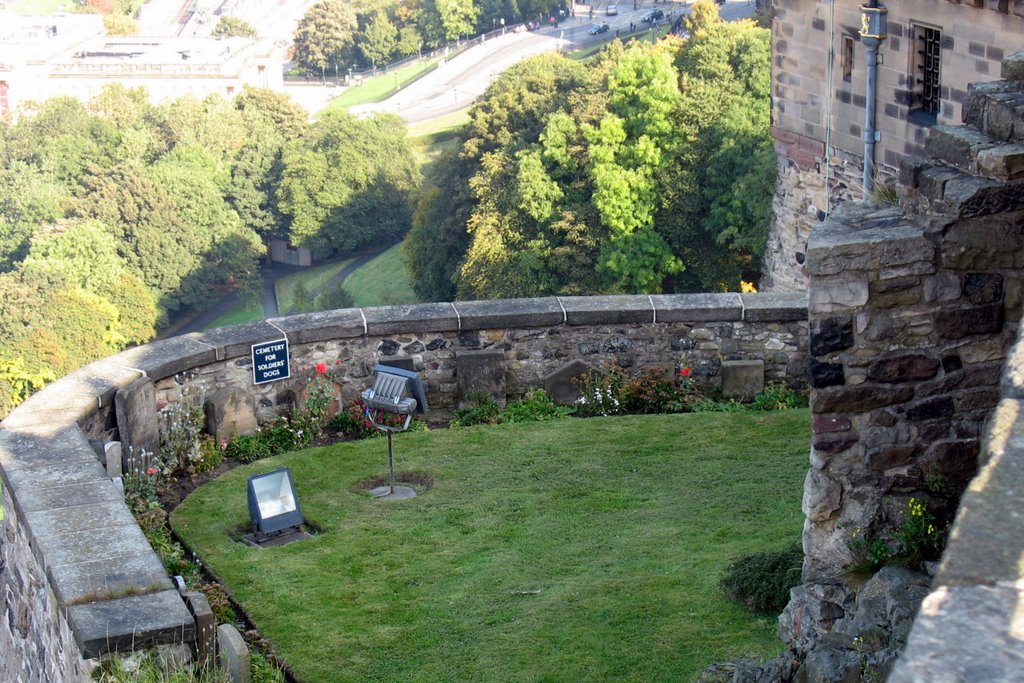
911, 23, 942, 122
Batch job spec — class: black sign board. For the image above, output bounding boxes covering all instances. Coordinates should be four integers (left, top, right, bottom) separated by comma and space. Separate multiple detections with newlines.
252, 339, 290, 385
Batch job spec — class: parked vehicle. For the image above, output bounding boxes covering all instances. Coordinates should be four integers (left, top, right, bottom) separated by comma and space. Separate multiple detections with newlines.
606, 4, 619, 15
641, 9, 664, 22
588, 22, 610, 34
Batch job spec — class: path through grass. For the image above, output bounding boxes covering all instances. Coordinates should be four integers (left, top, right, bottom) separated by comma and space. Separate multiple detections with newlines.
341, 244, 418, 306
174, 410, 809, 682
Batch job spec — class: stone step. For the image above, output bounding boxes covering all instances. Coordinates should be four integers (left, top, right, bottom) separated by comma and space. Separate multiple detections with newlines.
1004, 51, 1024, 83
962, 80, 1024, 145
898, 157, 1024, 219
926, 125, 1024, 181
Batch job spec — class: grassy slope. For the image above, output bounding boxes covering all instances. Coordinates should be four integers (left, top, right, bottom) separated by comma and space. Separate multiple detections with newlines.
273, 258, 353, 313
173, 410, 809, 683
341, 244, 418, 307
203, 295, 264, 330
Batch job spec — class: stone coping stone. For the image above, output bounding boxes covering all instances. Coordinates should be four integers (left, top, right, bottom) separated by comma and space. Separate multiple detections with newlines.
268, 308, 367, 344
1000, 335, 1024, 398
107, 336, 219, 381
11, 481, 126, 531
362, 302, 460, 335
807, 206, 929, 277
4, 360, 143, 429
934, 398, 1024, 588
24, 500, 138, 540
453, 298, 565, 330
49, 551, 173, 608
559, 295, 656, 325
888, 584, 1024, 682
2, 460, 108, 496
67, 589, 195, 659
651, 293, 743, 322
740, 292, 808, 322
185, 320, 290, 361
0, 424, 98, 473
37, 522, 152, 572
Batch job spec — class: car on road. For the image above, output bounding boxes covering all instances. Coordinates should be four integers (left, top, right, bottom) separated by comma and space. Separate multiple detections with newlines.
606, 4, 618, 15
588, 22, 610, 35
641, 9, 664, 22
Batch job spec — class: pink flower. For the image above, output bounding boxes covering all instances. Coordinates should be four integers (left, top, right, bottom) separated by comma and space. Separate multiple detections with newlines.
680, 367, 692, 378
146, 467, 159, 476
335, 359, 341, 365
315, 362, 328, 375
219, 437, 228, 450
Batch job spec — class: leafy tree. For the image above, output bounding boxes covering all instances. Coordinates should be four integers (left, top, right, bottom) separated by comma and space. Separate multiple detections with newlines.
212, 16, 258, 38
104, 14, 138, 36
0, 161, 66, 269
234, 87, 309, 141
395, 25, 423, 57
293, 0, 359, 75
316, 282, 355, 310
359, 11, 398, 66
277, 110, 420, 258
417, 0, 479, 44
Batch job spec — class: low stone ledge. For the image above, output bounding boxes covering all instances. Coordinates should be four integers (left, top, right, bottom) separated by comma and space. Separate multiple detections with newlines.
363, 302, 460, 335
932, 398, 1024, 588
265, 308, 365, 344
652, 293, 743, 322
0, 424, 99, 473
559, 295, 655, 325
34, 519, 153, 573
740, 292, 808, 322
888, 584, 1024, 682
806, 207, 931, 278
108, 336, 220, 380
49, 549, 173, 608
66, 589, 195, 659
185, 320, 292, 360
454, 297, 565, 330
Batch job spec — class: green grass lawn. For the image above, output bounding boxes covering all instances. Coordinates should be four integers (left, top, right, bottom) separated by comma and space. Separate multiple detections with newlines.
342, 243, 418, 307
173, 410, 809, 683
324, 59, 441, 112
274, 259, 353, 313
203, 295, 264, 330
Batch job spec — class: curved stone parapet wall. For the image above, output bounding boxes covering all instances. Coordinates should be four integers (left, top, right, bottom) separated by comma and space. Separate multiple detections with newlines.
0, 292, 807, 682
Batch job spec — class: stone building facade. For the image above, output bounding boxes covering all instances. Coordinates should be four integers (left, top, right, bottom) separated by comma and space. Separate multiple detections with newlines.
761, 0, 1024, 291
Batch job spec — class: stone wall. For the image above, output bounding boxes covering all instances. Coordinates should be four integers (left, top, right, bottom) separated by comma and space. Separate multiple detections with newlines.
782, 52, 1024, 676
762, 0, 1024, 292
0, 292, 807, 680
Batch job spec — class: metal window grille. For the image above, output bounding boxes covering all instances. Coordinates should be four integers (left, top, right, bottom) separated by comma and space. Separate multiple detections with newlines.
915, 26, 941, 115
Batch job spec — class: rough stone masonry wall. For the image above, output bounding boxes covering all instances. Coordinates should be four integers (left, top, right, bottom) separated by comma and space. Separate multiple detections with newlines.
782, 52, 1024, 668
0, 292, 807, 681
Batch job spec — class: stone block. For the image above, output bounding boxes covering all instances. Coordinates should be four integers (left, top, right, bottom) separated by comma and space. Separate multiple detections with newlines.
809, 276, 869, 312
739, 291, 807, 322
984, 91, 1024, 144
48, 551, 172, 608
543, 359, 596, 406
806, 207, 931, 278
810, 386, 914, 413
363, 303, 461, 336
809, 316, 854, 357
802, 469, 842, 523
217, 624, 251, 683
269, 308, 366, 344
204, 388, 258, 442
454, 298, 564, 330
944, 175, 1024, 218
114, 377, 159, 475
936, 303, 1003, 339
720, 360, 764, 400
185, 592, 217, 669
104, 441, 122, 478
1003, 51, 1024, 82
809, 360, 844, 388
963, 272, 1004, 305
185, 321, 286, 361
866, 354, 941, 384
905, 396, 956, 421
455, 349, 506, 406
651, 293, 744, 322
925, 125, 998, 173
812, 415, 851, 434
889, 584, 1024, 683
66, 589, 195, 658
942, 218, 1024, 270
975, 144, 1024, 180
559, 295, 656, 325
108, 337, 217, 381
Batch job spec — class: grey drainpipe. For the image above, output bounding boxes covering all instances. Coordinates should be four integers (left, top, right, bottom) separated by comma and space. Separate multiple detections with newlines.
859, 2, 888, 196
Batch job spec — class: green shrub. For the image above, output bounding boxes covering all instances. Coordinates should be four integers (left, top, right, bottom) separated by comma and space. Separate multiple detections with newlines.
190, 437, 224, 475
503, 389, 573, 422
572, 369, 623, 417
226, 433, 272, 463
751, 383, 807, 411
328, 401, 381, 438
316, 282, 355, 311
450, 391, 504, 427
720, 543, 803, 614
618, 368, 685, 414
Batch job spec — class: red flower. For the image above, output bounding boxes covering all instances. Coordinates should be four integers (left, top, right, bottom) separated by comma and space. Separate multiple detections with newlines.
315, 362, 328, 374
146, 467, 159, 475
680, 367, 692, 378
335, 359, 341, 365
